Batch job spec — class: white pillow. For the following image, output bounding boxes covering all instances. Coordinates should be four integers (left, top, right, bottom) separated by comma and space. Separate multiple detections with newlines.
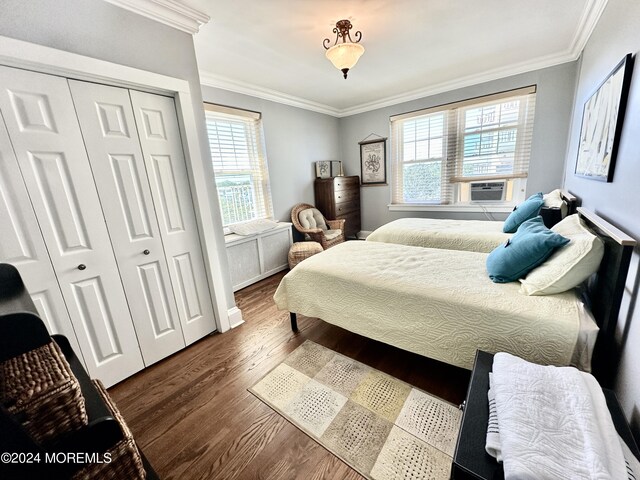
519, 214, 604, 295
229, 219, 278, 236
543, 189, 568, 218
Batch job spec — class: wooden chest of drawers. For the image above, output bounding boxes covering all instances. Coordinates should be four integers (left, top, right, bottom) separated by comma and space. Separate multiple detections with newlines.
314, 176, 360, 239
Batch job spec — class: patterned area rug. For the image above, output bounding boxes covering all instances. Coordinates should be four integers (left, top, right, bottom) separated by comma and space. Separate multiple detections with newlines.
249, 341, 462, 479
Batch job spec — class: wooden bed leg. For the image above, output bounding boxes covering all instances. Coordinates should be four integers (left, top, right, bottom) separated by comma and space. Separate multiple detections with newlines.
290, 312, 298, 332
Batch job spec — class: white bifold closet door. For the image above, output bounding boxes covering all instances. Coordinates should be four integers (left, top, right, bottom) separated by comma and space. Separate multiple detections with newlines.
129, 90, 216, 345
0, 114, 84, 361
0, 66, 145, 387
69, 80, 186, 366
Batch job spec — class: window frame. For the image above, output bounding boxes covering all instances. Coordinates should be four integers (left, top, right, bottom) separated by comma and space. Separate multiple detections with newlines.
204, 103, 274, 228
389, 86, 536, 211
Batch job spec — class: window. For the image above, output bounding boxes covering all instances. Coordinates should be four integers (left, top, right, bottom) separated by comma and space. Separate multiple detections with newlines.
204, 104, 273, 226
390, 86, 536, 206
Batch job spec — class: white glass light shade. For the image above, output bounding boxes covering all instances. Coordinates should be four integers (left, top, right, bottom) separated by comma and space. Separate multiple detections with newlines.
325, 42, 365, 71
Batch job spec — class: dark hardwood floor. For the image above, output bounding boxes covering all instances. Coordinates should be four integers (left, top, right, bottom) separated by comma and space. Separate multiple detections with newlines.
109, 270, 471, 480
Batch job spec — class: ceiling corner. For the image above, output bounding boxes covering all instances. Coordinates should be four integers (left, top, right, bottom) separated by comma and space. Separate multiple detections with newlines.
103, 0, 210, 35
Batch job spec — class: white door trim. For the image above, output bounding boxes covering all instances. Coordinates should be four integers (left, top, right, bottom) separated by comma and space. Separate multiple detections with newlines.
0, 34, 232, 333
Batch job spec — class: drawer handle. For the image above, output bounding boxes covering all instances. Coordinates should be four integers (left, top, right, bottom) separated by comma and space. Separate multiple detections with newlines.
77, 264, 86, 271
143, 249, 150, 255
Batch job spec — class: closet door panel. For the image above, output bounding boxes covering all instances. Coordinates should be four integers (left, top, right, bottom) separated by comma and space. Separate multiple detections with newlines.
69, 80, 186, 366
130, 91, 216, 344
0, 114, 84, 361
0, 66, 144, 387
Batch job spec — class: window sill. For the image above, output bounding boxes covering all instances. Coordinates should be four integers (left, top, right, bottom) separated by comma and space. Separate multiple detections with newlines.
388, 203, 516, 213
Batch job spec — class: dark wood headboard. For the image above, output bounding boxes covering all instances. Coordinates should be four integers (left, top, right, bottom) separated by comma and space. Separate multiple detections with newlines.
577, 208, 636, 386
540, 190, 578, 228
561, 190, 578, 215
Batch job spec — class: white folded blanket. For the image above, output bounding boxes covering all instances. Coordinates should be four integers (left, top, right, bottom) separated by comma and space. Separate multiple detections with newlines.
488, 352, 628, 479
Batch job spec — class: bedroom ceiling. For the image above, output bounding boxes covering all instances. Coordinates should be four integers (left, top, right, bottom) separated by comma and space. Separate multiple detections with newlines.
185, 0, 607, 116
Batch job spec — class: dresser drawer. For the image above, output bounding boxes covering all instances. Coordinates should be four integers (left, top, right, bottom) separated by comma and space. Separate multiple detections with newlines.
334, 176, 359, 191
334, 189, 358, 204
335, 199, 360, 216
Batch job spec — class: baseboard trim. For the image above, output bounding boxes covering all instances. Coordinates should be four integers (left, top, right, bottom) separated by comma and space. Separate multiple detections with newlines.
228, 306, 244, 328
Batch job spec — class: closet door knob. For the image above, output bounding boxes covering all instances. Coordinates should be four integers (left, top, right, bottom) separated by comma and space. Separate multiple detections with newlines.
143, 249, 150, 255
77, 264, 86, 271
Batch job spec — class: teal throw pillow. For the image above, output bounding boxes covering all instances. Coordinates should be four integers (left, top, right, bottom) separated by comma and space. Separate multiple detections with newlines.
503, 192, 544, 233
487, 216, 569, 283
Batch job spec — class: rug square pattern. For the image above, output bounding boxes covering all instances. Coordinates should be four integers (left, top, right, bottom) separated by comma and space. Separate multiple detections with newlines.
282, 379, 348, 437
395, 388, 462, 456
320, 400, 394, 474
283, 340, 335, 377
369, 426, 453, 480
250, 341, 459, 479
314, 354, 372, 397
250, 363, 311, 410
351, 370, 413, 423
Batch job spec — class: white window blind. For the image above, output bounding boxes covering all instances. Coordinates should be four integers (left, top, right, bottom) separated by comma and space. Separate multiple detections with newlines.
390, 86, 536, 205
204, 103, 273, 226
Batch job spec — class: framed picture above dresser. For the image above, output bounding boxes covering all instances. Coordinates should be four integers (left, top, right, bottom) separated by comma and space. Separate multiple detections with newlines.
314, 176, 361, 239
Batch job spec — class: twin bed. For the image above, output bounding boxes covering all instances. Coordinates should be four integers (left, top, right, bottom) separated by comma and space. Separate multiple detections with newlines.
365, 190, 577, 253
274, 206, 634, 381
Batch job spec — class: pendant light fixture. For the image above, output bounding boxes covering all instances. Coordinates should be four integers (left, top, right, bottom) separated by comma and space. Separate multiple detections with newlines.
323, 19, 364, 79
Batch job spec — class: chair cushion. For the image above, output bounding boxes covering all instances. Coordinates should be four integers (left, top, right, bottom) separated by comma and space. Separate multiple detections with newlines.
228, 219, 278, 236
323, 229, 342, 240
298, 208, 328, 231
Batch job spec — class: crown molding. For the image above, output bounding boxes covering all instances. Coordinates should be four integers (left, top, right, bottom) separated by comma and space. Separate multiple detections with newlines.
568, 0, 608, 56
199, 0, 606, 117
200, 49, 576, 118
340, 50, 578, 117
199, 71, 341, 117
103, 0, 210, 34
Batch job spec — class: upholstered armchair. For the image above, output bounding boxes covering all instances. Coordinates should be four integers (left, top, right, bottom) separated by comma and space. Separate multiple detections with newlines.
291, 203, 346, 250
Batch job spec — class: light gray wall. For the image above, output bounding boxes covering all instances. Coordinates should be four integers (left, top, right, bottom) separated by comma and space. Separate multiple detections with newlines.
338, 63, 579, 231
562, 0, 640, 439
0, 0, 236, 309
200, 87, 341, 223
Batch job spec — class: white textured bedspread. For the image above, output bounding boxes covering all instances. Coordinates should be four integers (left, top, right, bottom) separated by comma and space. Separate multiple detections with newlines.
274, 241, 588, 370
366, 218, 510, 252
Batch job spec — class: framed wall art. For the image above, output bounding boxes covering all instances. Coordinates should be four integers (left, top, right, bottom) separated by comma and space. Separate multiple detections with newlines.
315, 160, 330, 179
575, 53, 634, 182
359, 137, 387, 185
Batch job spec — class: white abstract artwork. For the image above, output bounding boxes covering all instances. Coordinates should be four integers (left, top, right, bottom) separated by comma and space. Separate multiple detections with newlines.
575, 55, 632, 182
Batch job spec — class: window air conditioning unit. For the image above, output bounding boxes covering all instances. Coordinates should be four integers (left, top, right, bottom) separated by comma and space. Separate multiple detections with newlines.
470, 181, 506, 202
